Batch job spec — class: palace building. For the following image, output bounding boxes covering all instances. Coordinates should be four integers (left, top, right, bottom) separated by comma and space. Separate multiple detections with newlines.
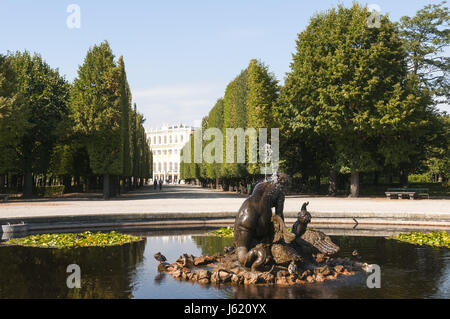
147, 124, 195, 183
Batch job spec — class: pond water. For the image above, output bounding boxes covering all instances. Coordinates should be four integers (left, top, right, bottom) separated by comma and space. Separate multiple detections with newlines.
0, 229, 449, 299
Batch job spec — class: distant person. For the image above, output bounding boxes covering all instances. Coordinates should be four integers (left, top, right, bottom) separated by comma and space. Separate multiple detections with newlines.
159, 179, 162, 191
153, 179, 157, 190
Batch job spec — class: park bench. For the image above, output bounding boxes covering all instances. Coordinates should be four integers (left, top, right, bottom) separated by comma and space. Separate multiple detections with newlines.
385, 188, 429, 200
0, 194, 9, 202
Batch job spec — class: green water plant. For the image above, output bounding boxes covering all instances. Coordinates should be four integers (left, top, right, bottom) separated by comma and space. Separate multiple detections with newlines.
209, 227, 234, 238
6, 231, 143, 249
390, 231, 450, 248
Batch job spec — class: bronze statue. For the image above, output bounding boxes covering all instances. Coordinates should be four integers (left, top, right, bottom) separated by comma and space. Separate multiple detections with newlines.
233, 173, 289, 266
234, 173, 340, 270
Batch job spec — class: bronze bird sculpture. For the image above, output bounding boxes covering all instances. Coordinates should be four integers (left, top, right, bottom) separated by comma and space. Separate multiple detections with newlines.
154, 252, 167, 264
292, 202, 340, 255
352, 249, 361, 260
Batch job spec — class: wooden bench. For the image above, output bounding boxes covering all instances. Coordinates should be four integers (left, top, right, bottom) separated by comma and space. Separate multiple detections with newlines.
0, 194, 9, 202
385, 188, 429, 200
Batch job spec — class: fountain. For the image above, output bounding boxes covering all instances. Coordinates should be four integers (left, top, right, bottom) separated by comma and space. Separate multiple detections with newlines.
155, 173, 370, 286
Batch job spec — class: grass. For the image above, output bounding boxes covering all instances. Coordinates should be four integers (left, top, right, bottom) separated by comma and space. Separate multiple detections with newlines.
6, 231, 143, 249
390, 231, 450, 248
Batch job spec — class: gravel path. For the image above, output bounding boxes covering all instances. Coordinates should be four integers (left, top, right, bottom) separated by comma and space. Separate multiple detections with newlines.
0, 185, 449, 219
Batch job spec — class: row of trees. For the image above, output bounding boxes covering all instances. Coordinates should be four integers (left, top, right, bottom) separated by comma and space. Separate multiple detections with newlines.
180, 59, 279, 192
180, 2, 449, 197
0, 41, 152, 199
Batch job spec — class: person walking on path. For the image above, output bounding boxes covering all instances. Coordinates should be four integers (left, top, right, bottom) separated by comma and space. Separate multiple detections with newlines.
153, 179, 157, 190
159, 179, 162, 191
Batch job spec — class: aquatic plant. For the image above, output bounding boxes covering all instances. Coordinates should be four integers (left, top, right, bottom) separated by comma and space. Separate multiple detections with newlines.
391, 231, 450, 248
209, 227, 234, 238
6, 231, 143, 249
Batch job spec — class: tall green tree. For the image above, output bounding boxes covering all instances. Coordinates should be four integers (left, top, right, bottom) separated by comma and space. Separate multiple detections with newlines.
9, 51, 69, 197
70, 41, 122, 199
246, 59, 279, 176
222, 69, 248, 186
0, 55, 30, 178
118, 56, 132, 186
206, 98, 224, 187
399, 1, 449, 103
277, 4, 435, 196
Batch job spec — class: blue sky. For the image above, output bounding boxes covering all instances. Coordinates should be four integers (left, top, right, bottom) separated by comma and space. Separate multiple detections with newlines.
0, 0, 447, 129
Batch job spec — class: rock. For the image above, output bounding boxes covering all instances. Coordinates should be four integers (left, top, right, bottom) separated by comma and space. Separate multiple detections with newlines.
194, 256, 216, 266
191, 273, 199, 281
326, 275, 336, 281
300, 270, 312, 280
342, 269, 355, 276
288, 274, 297, 285
231, 274, 243, 285
176, 254, 195, 268
306, 275, 315, 283
315, 265, 330, 276
157, 262, 170, 272
219, 271, 232, 283
314, 274, 325, 283
172, 270, 182, 278
315, 253, 325, 263
229, 267, 242, 275
296, 279, 306, 285
334, 265, 344, 273
260, 273, 275, 284
276, 270, 289, 278
198, 278, 210, 285
243, 272, 258, 285
197, 270, 210, 280
276, 277, 289, 285
210, 272, 220, 283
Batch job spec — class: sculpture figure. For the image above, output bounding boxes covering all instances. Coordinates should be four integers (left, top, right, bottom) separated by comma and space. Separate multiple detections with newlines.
233, 173, 289, 266
234, 173, 340, 270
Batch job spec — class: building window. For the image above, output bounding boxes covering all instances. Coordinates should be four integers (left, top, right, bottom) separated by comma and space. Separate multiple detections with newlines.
164, 136, 167, 144
180, 135, 184, 142
158, 136, 161, 144
153, 136, 156, 144
169, 135, 172, 144
169, 163, 173, 171
175, 135, 178, 143
158, 163, 161, 171
164, 163, 167, 171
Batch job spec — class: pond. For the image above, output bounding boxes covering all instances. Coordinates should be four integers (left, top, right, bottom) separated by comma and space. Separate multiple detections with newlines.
0, 228, 449, 299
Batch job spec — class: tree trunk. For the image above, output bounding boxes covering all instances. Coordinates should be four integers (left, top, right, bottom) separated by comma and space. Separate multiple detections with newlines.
103, 174, 110, 200
23, 171, 33, 198
373, 172, 379, 186
400, 169, 408, 187
328, 169, 337, 196
349, 171, 360, 198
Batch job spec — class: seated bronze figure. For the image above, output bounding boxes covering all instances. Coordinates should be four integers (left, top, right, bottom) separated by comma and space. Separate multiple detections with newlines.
233, 173, 289, 267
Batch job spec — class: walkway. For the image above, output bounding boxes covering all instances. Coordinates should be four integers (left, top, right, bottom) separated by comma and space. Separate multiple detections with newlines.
1, 185, 450, 231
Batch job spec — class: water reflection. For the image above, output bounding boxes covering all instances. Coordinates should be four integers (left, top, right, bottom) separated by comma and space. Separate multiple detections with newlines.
0, 232, 449, 299
0, 240, 146, 299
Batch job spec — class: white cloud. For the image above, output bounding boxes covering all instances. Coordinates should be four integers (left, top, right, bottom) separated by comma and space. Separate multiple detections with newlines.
132, 83, 225, 130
